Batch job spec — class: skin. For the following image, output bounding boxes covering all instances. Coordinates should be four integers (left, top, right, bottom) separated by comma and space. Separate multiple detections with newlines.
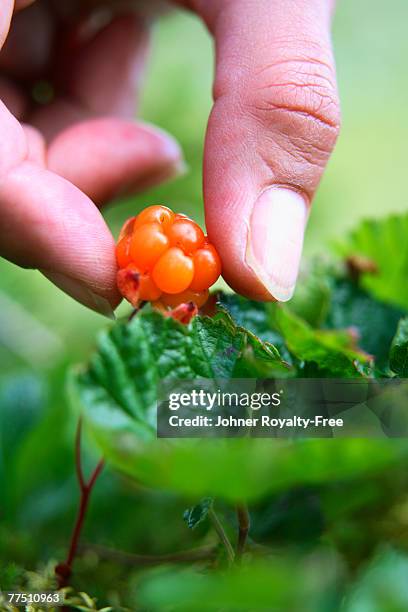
0, 0, 340, 315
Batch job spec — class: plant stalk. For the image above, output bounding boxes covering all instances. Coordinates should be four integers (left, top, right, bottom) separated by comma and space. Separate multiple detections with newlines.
79, 543, 216, 566
236, 503, 250, 562
208, 507, 235, 564
56, 419, 104, 589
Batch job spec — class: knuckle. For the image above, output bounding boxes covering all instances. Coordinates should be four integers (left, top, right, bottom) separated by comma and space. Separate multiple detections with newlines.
245, 52, 341, 154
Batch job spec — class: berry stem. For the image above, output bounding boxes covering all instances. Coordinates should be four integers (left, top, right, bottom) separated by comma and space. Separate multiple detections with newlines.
56, 418, 104, 589
129, 300, 147, 321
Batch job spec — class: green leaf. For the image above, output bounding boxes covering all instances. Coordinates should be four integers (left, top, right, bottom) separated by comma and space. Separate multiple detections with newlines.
136, 554, 340, 611
219, 286, 382, 376
336, 213, 408, 310
183, 497, 213, 529
271, 304, 372, 377
344, 548, 408, 611
211, 310, 291, 377
73, 310, 289, 442
71, 305, 407, 501
290, 265, 332, 328
217, 293, 287, 354
71, 394, 408, 501
389, 317, 408, 377
325, 278, 404, 371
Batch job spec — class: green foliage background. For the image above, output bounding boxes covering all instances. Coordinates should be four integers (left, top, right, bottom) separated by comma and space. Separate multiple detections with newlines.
1, 1, 408, 610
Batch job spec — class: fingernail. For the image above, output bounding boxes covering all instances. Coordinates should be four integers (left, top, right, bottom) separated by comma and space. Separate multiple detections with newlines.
173, 158, 189, 176
140, 121, 183, 161
41, 271, 116, 319
246, 187, 308, 301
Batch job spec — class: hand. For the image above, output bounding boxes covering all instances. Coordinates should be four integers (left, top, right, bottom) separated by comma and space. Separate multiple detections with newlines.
0, 0, 183, 316
0, 0, 340, 315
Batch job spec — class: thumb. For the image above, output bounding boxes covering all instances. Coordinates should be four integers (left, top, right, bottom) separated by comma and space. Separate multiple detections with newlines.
201, 0, 340, 301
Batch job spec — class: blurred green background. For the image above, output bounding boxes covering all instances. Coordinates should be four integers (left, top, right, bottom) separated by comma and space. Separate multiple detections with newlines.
1, 1, 408, 608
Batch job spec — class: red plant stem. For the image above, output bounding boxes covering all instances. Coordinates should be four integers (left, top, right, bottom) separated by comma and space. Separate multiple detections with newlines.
75, 416, 85, 491
66, 459, 104, 569
57, 419, 104, 589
